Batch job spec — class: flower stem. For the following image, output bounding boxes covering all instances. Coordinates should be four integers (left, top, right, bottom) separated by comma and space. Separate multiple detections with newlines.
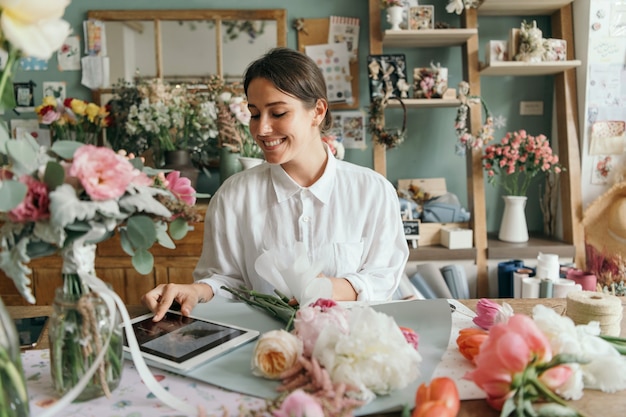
530, 379, 588, 417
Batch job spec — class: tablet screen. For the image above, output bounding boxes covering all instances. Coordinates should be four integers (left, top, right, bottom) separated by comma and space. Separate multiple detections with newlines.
130, 312, 246, 364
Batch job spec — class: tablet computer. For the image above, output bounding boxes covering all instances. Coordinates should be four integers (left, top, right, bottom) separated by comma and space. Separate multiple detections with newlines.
124, 310, 259, 372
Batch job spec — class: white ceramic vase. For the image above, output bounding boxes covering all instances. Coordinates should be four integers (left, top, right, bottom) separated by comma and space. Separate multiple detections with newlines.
386, 6, 404, 31
498, 195, 529, 243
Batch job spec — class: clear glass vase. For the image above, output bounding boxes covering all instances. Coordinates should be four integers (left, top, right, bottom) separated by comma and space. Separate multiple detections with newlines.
48, 243, 124, 401
0, 296, 30, 416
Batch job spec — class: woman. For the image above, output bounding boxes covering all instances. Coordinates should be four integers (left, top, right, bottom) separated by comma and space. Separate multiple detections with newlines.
143, 48, 408, 321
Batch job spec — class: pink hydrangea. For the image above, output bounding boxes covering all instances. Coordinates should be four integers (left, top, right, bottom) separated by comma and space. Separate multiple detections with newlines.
8, 175, 50, 222
164, 171, 196, 206
293, 299, 350, 357
69, 145, 136, 201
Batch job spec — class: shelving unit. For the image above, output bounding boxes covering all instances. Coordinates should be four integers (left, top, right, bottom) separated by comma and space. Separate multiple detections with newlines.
368, 0, 583, 297
480, 60, 581, 76
386, 98, 461, 109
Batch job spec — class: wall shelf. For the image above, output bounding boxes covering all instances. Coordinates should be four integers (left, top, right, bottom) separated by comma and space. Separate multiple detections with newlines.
487, 234, 576, 260
387, 98, 461, 109
479, 0, 575, 16
480, 60, 581, 76
382, 29, 477, 48
408, 247, 476, 262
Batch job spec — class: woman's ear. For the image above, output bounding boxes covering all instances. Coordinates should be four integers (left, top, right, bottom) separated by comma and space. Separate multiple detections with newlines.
312, 98, 328, 127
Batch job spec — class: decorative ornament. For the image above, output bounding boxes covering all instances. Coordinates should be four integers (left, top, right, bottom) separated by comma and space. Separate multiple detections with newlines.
454, 81, 494, 155
367, 93, 407, 150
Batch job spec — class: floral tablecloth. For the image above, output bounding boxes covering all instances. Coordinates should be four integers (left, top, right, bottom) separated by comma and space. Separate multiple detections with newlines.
23, 299, 484, 416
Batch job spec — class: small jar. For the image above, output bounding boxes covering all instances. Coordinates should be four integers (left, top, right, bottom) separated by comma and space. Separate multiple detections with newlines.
48, 287, 123, 401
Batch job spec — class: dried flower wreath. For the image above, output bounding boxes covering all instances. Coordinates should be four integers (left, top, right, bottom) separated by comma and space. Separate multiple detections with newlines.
454, 81, 494, 155
367, 95, 407, 149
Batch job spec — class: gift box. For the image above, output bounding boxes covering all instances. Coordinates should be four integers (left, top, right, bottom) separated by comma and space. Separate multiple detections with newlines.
408, 5, 434, 30
485, 40, 508, 64
412, 66, 448, 99
441, 226, 473, 249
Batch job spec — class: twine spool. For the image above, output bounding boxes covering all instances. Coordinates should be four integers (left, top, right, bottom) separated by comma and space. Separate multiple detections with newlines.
566, 291, 623, 336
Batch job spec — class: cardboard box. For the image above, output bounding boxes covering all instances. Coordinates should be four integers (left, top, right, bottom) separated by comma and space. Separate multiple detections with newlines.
441, 226, 473, 249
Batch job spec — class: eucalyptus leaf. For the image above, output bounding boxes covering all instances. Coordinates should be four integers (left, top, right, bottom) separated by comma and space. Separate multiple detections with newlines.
50, 140, 83, 160
43, 161, 66, 190
155, 222, 175, 249
0, 121, 10, 153
119, 228, 135, 257
0, 180, 27, 211
132, 248, 154, 275
169, 217, 189, 240
6, 139, 38, 175
0, 79, 16, 111
127, 215, 157, 250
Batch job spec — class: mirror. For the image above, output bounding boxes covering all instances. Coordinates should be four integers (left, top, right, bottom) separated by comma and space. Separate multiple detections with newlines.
86, 9, 287, 85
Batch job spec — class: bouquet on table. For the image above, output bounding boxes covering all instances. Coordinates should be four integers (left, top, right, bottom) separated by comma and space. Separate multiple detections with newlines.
457, 298, 626, 417
35, 96, 110, 144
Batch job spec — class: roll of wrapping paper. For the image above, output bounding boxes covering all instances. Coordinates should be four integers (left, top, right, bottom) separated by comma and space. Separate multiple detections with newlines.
522, 277, 541, 298
566, 291, 623, 336
566, 269, 598, 292
513, 268, 533, 298
540, 279, 554, 298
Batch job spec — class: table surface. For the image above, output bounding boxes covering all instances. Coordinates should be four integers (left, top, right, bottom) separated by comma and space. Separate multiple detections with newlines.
8, 297, 626, 417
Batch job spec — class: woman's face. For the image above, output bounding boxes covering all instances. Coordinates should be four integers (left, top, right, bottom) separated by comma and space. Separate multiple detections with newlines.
246, 77, 326, 167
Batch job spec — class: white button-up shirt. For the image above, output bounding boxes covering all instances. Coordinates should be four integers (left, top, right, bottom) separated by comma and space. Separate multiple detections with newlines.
194, 147, 409, 301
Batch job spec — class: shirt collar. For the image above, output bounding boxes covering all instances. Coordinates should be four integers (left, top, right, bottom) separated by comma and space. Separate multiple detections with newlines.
270, 144, 336, 204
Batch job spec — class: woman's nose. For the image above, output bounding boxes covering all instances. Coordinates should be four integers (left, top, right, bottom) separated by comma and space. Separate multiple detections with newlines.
257, 115, 272, 135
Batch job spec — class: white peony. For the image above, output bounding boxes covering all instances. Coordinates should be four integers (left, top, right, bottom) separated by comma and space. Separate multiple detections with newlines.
0, 0, 71, 59
532, 304, 626, 397
312, 305, 422, 401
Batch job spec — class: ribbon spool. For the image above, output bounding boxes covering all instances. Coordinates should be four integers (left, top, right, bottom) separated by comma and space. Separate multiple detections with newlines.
566, 291, 623, 336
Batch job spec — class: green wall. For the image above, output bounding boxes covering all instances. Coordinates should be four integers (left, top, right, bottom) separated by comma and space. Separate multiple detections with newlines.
7, 0, 559, 233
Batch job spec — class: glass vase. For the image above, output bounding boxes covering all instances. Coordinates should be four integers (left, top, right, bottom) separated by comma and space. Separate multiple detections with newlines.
48, 243, 123, 401
0, 296, 30, 417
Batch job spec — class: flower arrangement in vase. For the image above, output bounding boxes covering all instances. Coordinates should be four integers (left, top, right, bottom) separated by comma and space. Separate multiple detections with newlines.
0, 135, 201, 403
35, 96, 110, 144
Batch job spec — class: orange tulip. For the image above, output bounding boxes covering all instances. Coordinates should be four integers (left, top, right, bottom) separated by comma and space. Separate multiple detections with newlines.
456, 328, 488, 364
412, 377, 460, 417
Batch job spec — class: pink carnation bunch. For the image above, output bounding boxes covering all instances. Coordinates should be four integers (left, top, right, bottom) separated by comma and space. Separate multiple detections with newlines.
482, 129, 563, 196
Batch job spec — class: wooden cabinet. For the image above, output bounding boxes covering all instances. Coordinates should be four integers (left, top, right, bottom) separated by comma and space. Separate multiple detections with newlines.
0, 206, 206, 306
368, 0, 583, 297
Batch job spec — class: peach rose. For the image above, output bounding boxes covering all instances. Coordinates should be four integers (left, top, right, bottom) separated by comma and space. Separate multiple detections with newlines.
251, 329, 302, 379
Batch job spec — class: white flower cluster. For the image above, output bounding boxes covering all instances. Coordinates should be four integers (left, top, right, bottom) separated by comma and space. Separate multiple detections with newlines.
446, 0, 482, 15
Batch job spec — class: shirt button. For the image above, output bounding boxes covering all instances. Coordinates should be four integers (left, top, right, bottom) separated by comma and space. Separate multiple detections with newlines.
302, 216, 310, 222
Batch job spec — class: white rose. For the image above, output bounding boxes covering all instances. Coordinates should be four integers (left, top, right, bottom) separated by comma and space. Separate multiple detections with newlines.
0, 0, 71, 59
251, 329, 303, 380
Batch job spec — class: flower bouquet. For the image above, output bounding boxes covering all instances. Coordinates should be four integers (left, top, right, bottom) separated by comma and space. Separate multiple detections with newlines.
35, 96, 110, 145
482, 130, 563, 197
0, 134, 201, 402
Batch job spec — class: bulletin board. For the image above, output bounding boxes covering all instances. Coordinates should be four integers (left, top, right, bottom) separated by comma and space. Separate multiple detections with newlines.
296, 18, 359, 110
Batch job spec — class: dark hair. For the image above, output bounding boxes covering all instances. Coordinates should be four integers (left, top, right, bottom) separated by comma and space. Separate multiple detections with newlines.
243, 47, 332, 134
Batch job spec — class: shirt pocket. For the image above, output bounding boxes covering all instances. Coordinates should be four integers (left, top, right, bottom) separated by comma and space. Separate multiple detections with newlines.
330, 241, 364, 277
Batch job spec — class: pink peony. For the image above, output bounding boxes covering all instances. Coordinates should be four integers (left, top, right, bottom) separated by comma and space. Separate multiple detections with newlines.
164, 171, 196, 206
273, 390, 324, 417
293, 299, 349, 357
69, 145, 136, 201
8, 175, 50, 222
464, 314, 553, 410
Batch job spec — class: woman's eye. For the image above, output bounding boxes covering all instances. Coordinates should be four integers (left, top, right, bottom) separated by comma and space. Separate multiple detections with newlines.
249, 114, 260, 119
273, 112, 286, 118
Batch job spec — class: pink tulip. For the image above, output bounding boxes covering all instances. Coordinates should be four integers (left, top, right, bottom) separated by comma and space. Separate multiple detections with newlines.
273, 390, 324, 417
164, 171, 196, 206
472, 298, 511, 330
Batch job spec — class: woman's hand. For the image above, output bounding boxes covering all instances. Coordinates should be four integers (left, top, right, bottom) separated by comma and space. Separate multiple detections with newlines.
141, 282, 214, 322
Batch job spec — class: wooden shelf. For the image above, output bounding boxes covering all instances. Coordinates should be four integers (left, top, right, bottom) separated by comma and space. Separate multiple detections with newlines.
408, 246, 476, 262
387, 98, 461, 109
480, 60, 581, 76
487, 234, 576, 260
382, 29, 477, 48
478, 0, 575, 16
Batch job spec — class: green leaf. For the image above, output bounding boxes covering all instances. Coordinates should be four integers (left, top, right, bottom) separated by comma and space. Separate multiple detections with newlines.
6, 138, 38, 174
0, 79, 16, 110
119, 229, 135, 257
0, 180, 27, 211
129, 157, 144, 170
127, 215, 157, 250
155, 222, 176, 249
0, 121, 10, 153
50, 140, 83, 160
169, 217, 189, 240
132, 248, 154, 275
43, 161, 66, 190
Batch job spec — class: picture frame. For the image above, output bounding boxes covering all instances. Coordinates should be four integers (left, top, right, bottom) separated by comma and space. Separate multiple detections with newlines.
367, 54, 408, 100
408, 5, 434, 30
13, 81, 35, 111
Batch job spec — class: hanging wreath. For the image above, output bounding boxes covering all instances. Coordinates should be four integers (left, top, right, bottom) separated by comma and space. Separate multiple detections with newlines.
454, 81, 494, 155
367, 95, 407, 150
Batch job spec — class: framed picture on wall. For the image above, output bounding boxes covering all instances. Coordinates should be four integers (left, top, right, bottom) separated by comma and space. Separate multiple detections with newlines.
367, 54, 408, 100
13, 81, 35, 112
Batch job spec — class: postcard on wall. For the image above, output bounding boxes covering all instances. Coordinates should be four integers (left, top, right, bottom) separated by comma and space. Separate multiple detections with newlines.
589, 120, 626, 155
305, 43, 352, 104
20, 57, 48, 71
367, 54, 408, 100
13, 82, 35, 112
84, 19, 107, 56
590, 155, 613, 185
328, 16, 360, 62
15, 127, 51, 148
58, 36, 81, 71
330, 111, 367, 150
43, 81, 67, 100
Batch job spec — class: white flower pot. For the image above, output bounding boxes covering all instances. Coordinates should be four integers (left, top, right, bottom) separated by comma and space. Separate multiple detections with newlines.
498, 195, 529, 243
386, 6, 404, 31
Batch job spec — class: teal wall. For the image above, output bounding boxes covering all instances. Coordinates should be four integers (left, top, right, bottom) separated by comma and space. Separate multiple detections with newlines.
7, 0, 559, 233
